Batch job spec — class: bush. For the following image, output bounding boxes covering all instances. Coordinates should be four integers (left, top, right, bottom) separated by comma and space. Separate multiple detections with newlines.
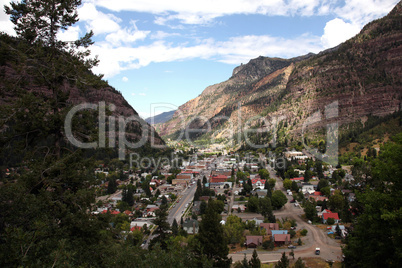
289, 229, 296, 238
326, 217, 335, 225
300, 229, 308, 236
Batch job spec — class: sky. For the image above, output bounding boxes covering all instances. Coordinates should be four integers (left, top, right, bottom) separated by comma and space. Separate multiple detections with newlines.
0, 0, 399, 119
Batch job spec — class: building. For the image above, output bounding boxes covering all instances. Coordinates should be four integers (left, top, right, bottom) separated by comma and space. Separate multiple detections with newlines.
183, 219, 199, 234
273, 234, 291, 246
260, 223, 279, 235
322, 212, 340, 224
251, 178, 266, 190
245, 236, 263, 248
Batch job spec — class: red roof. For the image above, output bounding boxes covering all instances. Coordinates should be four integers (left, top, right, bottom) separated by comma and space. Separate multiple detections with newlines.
323, 212, 340, 220
130, 226, 142, 232
274, 234, 291, 242
314, 191, 322, 196
290, 177, 304, 181
210, 175, 227, 183
251, 178, 266, 185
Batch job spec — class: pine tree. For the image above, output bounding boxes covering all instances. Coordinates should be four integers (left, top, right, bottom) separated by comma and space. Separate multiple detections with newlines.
275, 252, 289, 268
293, 257, 306, 268
150, 208, 170, 249
171, 219, 179, 236
198, 199, 231, 267
249, 249, 261, 268
5, 0, 89, 48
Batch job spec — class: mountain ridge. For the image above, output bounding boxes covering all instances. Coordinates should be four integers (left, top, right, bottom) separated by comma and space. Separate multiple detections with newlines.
159, 1, 402, 148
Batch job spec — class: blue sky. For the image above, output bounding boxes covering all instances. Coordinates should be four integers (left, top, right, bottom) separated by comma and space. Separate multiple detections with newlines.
0, 0, 398, 119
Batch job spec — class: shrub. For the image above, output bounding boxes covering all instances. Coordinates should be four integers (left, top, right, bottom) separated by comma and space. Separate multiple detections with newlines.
300, 229, 308, 236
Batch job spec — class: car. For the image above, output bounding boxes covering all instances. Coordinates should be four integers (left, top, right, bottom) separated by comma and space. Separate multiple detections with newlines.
288, 245, 296, 249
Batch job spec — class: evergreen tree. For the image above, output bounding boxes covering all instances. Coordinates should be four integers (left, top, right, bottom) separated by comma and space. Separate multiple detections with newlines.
150, 208, 170, 250
249, 249, 261, 268
343, 134, 402, 267
171, 219, 179, 236
241, 254, 250, 268
198, 199, 231, 267
275, 252, 289, 268
293, 258, 306, 268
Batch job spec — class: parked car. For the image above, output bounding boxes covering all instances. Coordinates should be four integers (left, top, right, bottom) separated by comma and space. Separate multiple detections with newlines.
315, 248, 320, 255
288, 245, 296, 249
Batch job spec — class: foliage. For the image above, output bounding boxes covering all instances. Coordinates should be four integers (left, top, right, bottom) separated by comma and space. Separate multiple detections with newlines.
293, 257, 306, 268
275, 252, 289, 268
300, 229, 308, 236
197, 199, 231, 267
343, 133, 402, 267
271, 190, 287, 209
224, 215, 245, 245
249, 249, 261, 268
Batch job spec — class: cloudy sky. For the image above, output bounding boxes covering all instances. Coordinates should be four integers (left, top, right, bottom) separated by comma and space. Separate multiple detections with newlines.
0, 0, 398, 118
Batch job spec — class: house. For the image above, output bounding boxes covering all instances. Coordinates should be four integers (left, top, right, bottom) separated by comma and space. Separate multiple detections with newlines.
192, 201, 201, 215
331, 225, 347, 237
309, 195, 329, 202
210, 175, 227, 183
260, 223, 279, 235
322, 212, 340, 224
271, 230, 288, 236
273, 234, 291, 246
245, 236, 263, 248
232, 204, 246, 212
318, 209, 332, 218
183, 219, 199, 234
302, 184, 315, 195
251, 178, 266, 190
290, 177, 304, 182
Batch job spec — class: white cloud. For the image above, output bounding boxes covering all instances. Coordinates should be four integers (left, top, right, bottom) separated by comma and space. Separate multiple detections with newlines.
90, 32, 324, 78
0, 0, 15, 36
334, 0, 399, 26
321, 18, 360, 48
139, 93, 146, 96
57, 26, 81, 42
94, 0, 323, 24
105, 26, 150, 46
122, 76, 129, 82
78, 2, 121, 35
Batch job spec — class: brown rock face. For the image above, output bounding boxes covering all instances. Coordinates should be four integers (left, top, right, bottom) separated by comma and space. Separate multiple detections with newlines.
160, 2, 402, 143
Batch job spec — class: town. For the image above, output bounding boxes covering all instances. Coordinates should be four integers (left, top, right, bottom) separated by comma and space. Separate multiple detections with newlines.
92, 146, 353, 266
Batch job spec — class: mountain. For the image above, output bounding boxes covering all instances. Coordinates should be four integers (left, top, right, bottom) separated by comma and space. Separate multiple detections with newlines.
0, 33, 165, 166
145, 110, 176, 125
159, 2, 402, 149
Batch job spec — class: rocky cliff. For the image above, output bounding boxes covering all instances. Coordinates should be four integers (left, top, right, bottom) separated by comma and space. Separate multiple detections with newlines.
159, 1, 402, 147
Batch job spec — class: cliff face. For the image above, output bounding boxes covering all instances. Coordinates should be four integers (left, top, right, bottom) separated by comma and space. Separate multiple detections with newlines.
160, 1, 402, 144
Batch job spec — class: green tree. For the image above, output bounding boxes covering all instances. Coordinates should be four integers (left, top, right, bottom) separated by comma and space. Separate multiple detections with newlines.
224, 215, 245, 245
271, 190, 287, 209
343, 134, 402, 267
283, 179, 292, 189
150, 208, 171, 250
249, 249, 261, 268
198, 199, 231, 267
258, 169, 270, 180
275, 252, 289, 268
291, 181, 299, 192
268, 178, 276, 189
293, 257, 306, 268
171, 219, 179, 236
303, 200, 317, 221
247, 196, 260, 212
5, 0, 93, 50
259, 196, 274, 220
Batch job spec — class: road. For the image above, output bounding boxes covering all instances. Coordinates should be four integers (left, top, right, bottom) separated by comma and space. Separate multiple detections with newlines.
229, 157, 342, 263
167, 178, 198, 225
